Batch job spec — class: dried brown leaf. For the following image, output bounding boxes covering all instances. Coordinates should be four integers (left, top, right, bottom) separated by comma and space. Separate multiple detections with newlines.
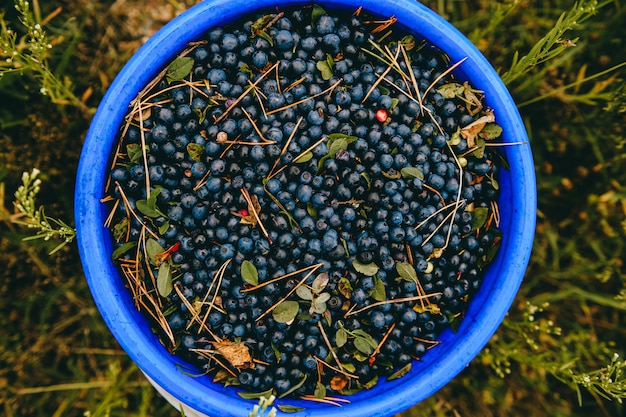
460, 111, 495, 148
214, 340, 253, 369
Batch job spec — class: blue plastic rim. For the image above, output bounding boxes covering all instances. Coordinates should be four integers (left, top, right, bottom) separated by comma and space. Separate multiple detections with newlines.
75, 0, 536, 416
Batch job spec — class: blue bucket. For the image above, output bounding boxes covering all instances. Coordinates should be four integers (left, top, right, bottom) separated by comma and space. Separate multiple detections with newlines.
75, 0, 536, 415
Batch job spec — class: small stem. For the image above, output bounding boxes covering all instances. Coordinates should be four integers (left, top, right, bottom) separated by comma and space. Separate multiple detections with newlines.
313, 356, 358, 380
363, 43, 401, 103
344, 294, 441, 317
255, 263, 323, 322
242, 107, 271, 144
299, 396, 347, 407
267, 135, 327, 180
197, 259, 232, 333
214, 62, 279, 123
114, 182, 159, 239
188, 348, 237, 378
241, 263, 321, 292
137, 100, 151, 199
423, 57, 468, 99
317, 321, 347, 374
266, 78, 342, 116
368, 322, 396, 365
240, 187, 272, 244
268, 116, 304, 178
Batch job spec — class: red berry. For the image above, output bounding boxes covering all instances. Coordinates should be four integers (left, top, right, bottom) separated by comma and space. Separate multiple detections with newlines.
238, 208, 249, 217
376, 109, 388, 123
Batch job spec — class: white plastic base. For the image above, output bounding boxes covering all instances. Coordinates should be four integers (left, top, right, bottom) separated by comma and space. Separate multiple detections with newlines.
143, 372, 210, 417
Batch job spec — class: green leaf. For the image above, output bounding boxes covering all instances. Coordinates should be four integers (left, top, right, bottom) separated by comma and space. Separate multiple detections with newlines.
351, 329, 377, 348
354, 337, 374, 355
338, 277, 353, 299
342, 362, 356, 373
240, 63, 254, 78
136, 188, 163, 219
112, 217, 129, 242
277, 405, 306, 413
296, 285, 313, 301
479, 123, 503, 140
316, 59, 333, 81
136, 199, 159, 218
488, 173, 500, 190
237, 388, 275, 400
362, 374, 379, 389
326, 53, 334, 70
447, 312, 462, 333
186, 143, 205, 162
400, 166, 425, 180
279, 374, 307, 398
470, 207, 490, 231
293, 151, 313, 163
327, 138, 350, 159
312, 272, 329, 292
369, 276, 386, 302
252, 14, 275, 35
360, 171, 371, 189
389, 98, 399, 112
335, 328, 348, 348
472, 138, 486, 158
272, 300, 300, 323
339, 387, 363, 396
448, 127, 462, 146
314, 381, 327, 399
352, 260, 379, 276
387, 363, 412, 380
400, 35, 417, 51
241, 260, 259, 286
311, 4, 326, 26
437, 82, 464, 99
327, 133, 356, 141
258, 30, 274, 47
340, 237, 350, 257
396, 261, 418, 283
479, 234, 502, 269
158, 220, 170, 235
146, 238, 165, 264
166, 57, 194, 83
316, 292, 331, 304
271, 343, 282, 362
126, 144, 143, 164
157, 262, 173, 297
111, 241, 137, 260
311, 299, 328, 314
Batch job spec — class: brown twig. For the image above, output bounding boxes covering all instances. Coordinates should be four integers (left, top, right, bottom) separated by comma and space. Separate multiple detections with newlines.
344, 294, 441, 317
255, 263, 323, 322
240, 187, 272, 244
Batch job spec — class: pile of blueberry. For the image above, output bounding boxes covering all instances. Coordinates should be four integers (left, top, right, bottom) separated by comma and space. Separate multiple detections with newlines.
106, 5, 504, 400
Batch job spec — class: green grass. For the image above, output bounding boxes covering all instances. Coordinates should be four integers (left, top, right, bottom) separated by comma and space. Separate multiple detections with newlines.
1, 0, 626, 416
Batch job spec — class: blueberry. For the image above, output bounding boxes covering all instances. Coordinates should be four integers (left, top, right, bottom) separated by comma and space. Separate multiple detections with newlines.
252, 50, 268, 68
352, 288, 367, 304
322, 33, 341, 54
275, 29, 294, 51
370, 310, 386, 329
221, 33, 238, 51
316, 15, 335, 35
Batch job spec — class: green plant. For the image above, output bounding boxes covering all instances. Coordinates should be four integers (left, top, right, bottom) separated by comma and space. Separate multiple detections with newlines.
0, 0, 89, 112
11, 168, 75, 254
